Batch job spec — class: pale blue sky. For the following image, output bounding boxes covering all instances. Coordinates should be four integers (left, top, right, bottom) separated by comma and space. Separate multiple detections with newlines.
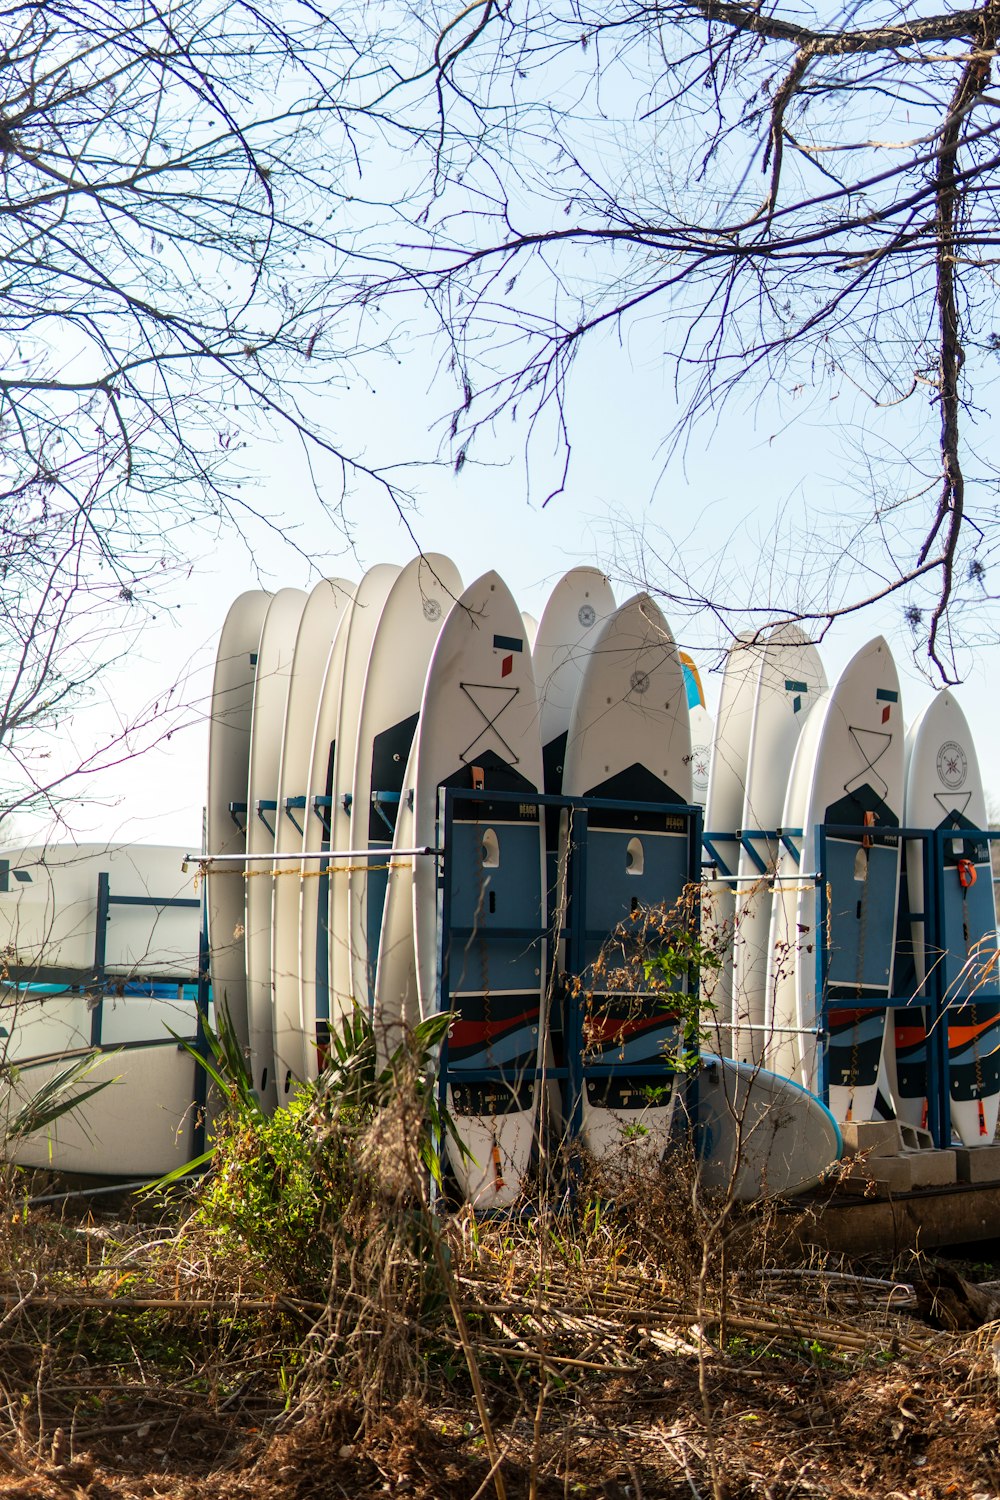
38, 308, 1000, 850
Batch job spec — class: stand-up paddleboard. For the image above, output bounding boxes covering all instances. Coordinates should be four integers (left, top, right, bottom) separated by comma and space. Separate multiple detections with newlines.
3, 1040, 211, 1177
270, 579, 354, 1101
325, 565, 400, 1037
347, 556, 462, 1020
532, 567, 616, 795
0, 844, 200, 980
732, 627, 826, 1065
561, 593, 692, 1161
702, 635, 761, 1056
207, 591, 270, 1052
680, 651, 706, 711
3, 979, 206, 1055
691, 1053, 842, 1201
299, 591, 360, 1079
299, 565, 397, 1079
372, 733, 420, 1066
688, 705, 713, 807
0, 844, 206, 1177
680, 652, 712, 806
244, 588, 307, 1111
413, 571, 547, 1206
892, 692, 1000, 1144
768, 637, 903, 1122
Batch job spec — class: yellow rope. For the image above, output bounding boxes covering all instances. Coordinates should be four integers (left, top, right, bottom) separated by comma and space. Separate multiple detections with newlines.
195, 861, 405, 880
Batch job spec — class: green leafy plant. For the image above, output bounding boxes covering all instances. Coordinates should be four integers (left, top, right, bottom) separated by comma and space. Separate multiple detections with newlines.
643, 919, 724, 1073
1, 1049, 119, 1143
154, 1002, 470, 1292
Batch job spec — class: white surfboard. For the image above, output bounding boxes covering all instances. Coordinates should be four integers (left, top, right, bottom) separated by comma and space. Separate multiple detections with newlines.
680, 652, 712, 805
767, 637, 903, 1122
892, 692, 1000, 1145
411, 571, 547, 1206
244, 588, 307, 1110
0, 843, 207, 1178
325, 564, 400, 1037
0, 843, 200, 980
532, 567, 616, 795
688, 704, 714, 808
692, 1053, 842, 1201
347, 555, 462, 1021
298, 593, 358, 1079
1, 978, 207, 1055
206, 591, 270, 1052
732, 627, 826, 1064
521, 612, 538, 649
372, 733, 420, 1067
3, 1040, 210, 1177
702, 634, 762, 1056
561, 593, 692, 1162
270, 578, 354, 1100
299, 566, 397, 1079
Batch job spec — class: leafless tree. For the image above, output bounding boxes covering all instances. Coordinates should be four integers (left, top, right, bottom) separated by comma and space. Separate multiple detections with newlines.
330, 0, 1000, 678
0, 0, 408, 821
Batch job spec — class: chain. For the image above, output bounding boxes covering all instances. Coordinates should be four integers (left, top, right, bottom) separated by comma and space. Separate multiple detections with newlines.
198, 860, 399, 881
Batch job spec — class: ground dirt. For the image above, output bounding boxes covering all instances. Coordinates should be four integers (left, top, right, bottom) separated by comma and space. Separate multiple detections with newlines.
0, 1184, 995, 1500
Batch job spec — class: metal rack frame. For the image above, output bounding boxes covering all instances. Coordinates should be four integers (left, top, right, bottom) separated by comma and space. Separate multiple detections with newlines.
435, 785, 704, 1144
815, 823, 1000, 1148
2, 871, 211, 1160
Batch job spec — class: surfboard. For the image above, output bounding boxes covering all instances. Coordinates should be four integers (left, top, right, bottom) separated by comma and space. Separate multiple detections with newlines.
688, 705, 714, 807
3, 1040, 210, 1177
2, 978, 206, 1054
244, 588, 307, 1111
411, 571, 547, 1206
347, 555, 462, 1022
371, 731, 420, 1067
732, 627, 826, 1064
680, 651, 706, 710
299, 565, 397, 1079
767, 637, 903, 1122
691, 1053, 842, 1201
679, 651, 712, 806
561, 593, 693, 1161
521, 612, 538, 649
325, 565, 400, 1038
702, 635, 762, 1056
0, 843, 200, 980
892, 692, 1000, 1145
532, 567, 616, 796
299, 592, 358, 1079
206, 591, 270, 1052
271, 578, 354, 1101
0, 843, 207, 1178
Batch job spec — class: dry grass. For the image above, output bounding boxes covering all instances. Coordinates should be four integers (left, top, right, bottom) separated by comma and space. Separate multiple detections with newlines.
0, 1132, 991, 1500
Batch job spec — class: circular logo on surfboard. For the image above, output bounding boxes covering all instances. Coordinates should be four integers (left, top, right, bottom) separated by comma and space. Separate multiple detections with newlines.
936, 740, 967, 789
629, 670, 650, 695
578, 603, 596, 628
691, 744, 711, 792
422, 598, 442, 622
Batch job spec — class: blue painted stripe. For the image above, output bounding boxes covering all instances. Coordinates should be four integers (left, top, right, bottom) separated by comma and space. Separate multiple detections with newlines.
493, 634, 523, 653
876, 688, 899, 702
785, 679, 808, 694
682, 662, 700, 709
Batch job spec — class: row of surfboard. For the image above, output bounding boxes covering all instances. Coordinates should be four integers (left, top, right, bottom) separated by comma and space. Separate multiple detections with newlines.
0, 560, 836, 1197
206, 562, 842, 1204
705, 627, 1000, 1148
0, 557, 989, 1194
